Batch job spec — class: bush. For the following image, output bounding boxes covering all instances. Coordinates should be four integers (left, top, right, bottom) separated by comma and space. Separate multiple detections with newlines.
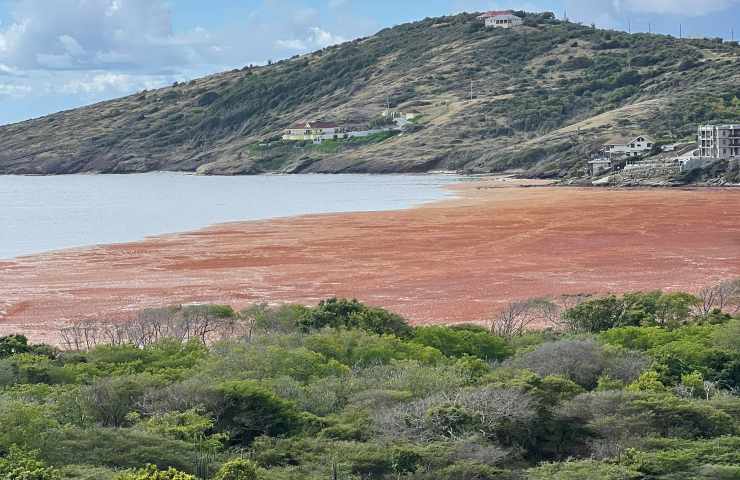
559, 391, 735, 443
0, 447, 60, 480
215, 381, 302, 445
430, 462, 511, 480
304, 329, 443, 366
527, 459, 640, 479
623, 437, 740, 477
301, 298, 412, 338
563, 292, 698, 333
212, 459, 259, 480
412, 326, 512, 360
41, 428, 199, 472
505, 338, 647, 388
0, 335, 32, 359
80, 374, 165, 427
118, 465, 194, 480
377, 386, 537, 446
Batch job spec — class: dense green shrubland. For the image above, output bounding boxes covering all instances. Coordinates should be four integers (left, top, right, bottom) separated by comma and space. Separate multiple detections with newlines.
0, 284, 739, 479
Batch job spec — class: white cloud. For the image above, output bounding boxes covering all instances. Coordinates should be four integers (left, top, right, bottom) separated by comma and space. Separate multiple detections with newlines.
275, 38, 308, 50
276, 26, 346, 51
60, 72, 155, 94
59, 35, 86, 56
0, 0, 379, 124
619, 0, 739, 15
0, 63, 21, 76
309, 27, 346, 47
565, 0, 740, 20
0, 83, 32, 97
0, 0, 223, 72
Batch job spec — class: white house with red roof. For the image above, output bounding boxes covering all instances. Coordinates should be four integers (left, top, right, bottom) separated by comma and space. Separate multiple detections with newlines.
478, 11, 523, 29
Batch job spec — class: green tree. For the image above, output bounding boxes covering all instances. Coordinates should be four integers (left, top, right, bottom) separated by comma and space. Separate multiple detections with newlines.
412, 326, 512, 361
655, 293, 699, 327
0, 447, 60, 480
301, 298, 412, 338
215, 381, 302, 445
391, 448, 422, 477
140, 409, 225, 449
627, 371, 667, 393
528, 459, 640, 480
0, 335, 31, 358
212, 459, 259, 480
118, 464, 195, 480
562, 296, 627, 333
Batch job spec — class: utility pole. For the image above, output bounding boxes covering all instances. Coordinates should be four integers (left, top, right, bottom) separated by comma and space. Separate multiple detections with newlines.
648, 23, 652, 34
679, 23, 683, 39
628, 20, 631, 34
732, 28, 735, 42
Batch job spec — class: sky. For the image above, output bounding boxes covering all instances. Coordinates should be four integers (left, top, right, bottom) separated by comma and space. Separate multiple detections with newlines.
0, 0, 739, 125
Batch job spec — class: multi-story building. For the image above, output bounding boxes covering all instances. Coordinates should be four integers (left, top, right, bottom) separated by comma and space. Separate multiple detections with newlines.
698, 125, 740, 159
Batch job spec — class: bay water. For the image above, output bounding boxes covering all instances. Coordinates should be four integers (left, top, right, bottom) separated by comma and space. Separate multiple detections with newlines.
0, 173, 460, 259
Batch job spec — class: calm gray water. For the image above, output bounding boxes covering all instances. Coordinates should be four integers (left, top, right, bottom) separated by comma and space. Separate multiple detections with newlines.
0, 173, 461, 259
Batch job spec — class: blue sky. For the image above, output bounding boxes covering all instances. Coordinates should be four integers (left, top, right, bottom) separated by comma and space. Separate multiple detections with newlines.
0, 0, 739, 125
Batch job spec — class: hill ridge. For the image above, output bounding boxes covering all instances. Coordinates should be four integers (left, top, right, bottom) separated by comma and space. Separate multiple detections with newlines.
1, 11, 739, 181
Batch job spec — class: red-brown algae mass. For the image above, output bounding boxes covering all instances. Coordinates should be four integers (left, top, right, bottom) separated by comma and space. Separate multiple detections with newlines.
2, 179, 739, 344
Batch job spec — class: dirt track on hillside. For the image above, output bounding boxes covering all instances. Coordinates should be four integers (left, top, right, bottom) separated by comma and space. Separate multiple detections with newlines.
2, 179, 739, 344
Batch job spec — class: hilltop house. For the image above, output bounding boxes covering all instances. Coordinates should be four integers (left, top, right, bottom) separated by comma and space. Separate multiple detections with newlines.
698, 124, 740, 159
478, 11, 523, 29
601, 135, 654, 159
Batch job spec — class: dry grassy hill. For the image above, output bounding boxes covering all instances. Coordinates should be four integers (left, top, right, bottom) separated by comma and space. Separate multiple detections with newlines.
1, 12, 739, 179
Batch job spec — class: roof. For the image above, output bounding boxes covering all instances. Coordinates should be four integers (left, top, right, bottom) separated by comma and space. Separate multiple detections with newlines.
604, 134, 654, 146
675, 144, 698, 156
647, 144, 698, 162
604, 135, 633, 146
478, 10, 516, 18
288, 121, 339, 129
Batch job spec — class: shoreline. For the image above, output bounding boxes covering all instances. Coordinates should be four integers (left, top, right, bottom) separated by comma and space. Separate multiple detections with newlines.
2, 177, 740, 345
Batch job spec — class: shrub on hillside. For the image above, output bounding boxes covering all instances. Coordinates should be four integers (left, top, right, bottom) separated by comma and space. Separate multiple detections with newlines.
215, 380, 303, 446
505, 338, 648, 388
300, 298, 413, 338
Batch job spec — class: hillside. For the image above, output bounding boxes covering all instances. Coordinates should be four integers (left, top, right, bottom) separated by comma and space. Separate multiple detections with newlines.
1, 11, 739, 178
